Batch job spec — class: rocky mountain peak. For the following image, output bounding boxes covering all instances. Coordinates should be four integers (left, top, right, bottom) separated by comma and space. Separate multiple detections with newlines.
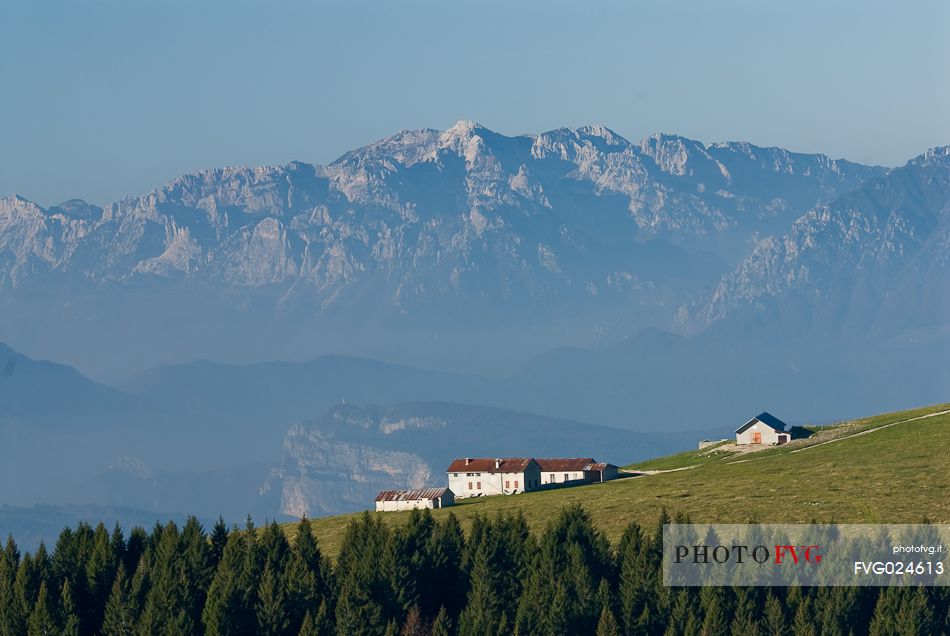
639, 133, 713, 177
0, 194, 43, 214
695, 145, 950, 332
47, 199, 103, 222
908, 144, 950, 168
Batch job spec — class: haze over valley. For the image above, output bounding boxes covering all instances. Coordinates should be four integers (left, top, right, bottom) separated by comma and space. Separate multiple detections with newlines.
2, 122, 948, 544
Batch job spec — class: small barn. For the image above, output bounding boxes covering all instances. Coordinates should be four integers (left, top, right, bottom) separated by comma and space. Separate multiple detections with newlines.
375, 487, 455, 512
584, 462, 619, 483
735, 412, 790, 446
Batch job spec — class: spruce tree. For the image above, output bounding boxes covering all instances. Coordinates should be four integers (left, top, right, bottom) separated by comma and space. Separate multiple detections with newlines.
429, 514, 466, 620
255, 564, 290, 636
334, 513, 394, 634
123, 528, 147, 578
457, 530, 505, 636
60, 579, 81, 636
894, 586, 936, 636
596, 601, 621, 636
202, 532, 249, 636
791, 596, 816, 636
335, 572, 387, 636
430, 606, 452, 636
730, 587, 759, 636
312, 600, 333, 636
15, 546, 50, 627
258, 521, 291, 576
762, 591, 786, 636
298, 611, 317, 636
544, 582, 570, 635
0, 538, 17, 573
127, 552, 151, 629
400, 605, 426, 636
460, 515, 488, 576
180, 516, 213, 629
237, 517, 263, 629
938, 587, 950, 636
664, 590, 700, 636
101, 564, 135, 636
209, 517, 229, 569
699, 587, 728, 636
84, 522, 119, 633
110, 524, 127, 565
386, 510, 434, 618
136, 521, 193, 634
618, 521, 660, 636
0, 535, 24, 636
514, 506, 609, 635
286, 518, 333, 634
25, 581, 57, 636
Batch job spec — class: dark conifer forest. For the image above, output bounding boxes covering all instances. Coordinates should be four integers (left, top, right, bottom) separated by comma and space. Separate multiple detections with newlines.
0, 505, 947, 635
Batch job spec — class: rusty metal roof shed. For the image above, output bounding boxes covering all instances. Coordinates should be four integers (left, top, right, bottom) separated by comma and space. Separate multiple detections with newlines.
375, 488, 451, 502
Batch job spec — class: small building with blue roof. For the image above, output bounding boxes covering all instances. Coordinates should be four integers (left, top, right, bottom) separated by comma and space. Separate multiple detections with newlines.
735, 412, 790, 446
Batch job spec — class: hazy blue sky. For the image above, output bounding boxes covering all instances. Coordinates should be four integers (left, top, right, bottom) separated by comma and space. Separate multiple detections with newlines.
2, 0, 948, 206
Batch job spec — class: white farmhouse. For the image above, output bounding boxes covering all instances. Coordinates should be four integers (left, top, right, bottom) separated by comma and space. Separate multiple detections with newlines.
536, 458, 596, 486
375, 487, 455, 512
735, 412, 790, 446
446, 458, 542, 498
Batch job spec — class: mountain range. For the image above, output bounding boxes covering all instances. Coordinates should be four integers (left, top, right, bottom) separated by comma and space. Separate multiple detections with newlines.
3, 121, 923, 377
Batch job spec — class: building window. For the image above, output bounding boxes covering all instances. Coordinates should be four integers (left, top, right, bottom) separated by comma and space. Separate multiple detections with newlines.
514, 480, 519, 489
453, 473, 459, 477
477, 482, 481, 490
564, 473, 569, 481
505, 481, 510, 489
468, 482, 473, 490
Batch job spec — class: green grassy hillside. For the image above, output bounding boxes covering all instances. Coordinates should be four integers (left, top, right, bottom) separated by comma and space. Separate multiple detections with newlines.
284, 402, 950, 558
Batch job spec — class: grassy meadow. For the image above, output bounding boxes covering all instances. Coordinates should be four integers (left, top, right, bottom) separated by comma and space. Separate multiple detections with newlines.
283, 402, 950, 558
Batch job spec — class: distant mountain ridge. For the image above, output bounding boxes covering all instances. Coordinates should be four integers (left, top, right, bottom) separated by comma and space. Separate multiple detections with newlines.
1, 123, 880, 296
0, 343, 133, 422
2, 122, 889, 334
693, 145, 950, 336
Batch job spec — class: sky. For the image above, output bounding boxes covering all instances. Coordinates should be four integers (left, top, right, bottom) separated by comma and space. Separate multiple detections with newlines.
2, 0, 948, 207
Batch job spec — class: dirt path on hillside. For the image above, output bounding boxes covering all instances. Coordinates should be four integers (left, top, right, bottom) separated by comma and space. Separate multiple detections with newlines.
627, 409, 950, 474
622, 466, 698, 476
786, 409, 950, 454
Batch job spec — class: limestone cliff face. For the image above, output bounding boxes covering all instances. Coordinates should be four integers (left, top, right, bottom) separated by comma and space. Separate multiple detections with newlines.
275, 401, 682, 517
279, 423, 432, 517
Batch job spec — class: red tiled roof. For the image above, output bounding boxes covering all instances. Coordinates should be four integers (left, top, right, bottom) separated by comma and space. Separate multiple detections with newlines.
445, 458, 536, 473
375, 488, 451, 502
535, 458, 596, 472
